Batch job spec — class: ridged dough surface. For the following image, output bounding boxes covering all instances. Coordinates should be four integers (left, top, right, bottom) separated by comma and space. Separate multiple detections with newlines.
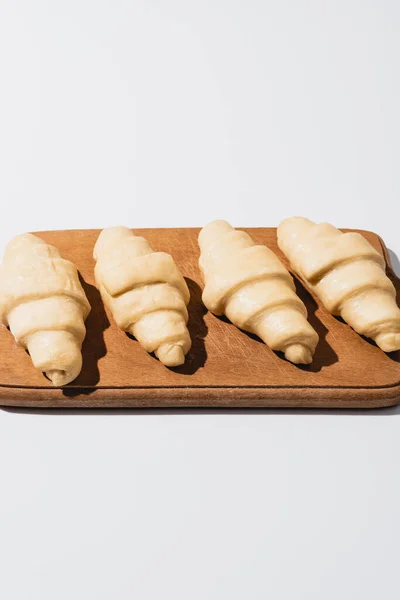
0, 234, 90, 385
94, 226, 191, 367
198, 220, 319, 364
278, 217, 400, 352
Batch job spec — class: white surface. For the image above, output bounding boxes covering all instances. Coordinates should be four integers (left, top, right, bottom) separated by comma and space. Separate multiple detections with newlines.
0, 1, 399, 598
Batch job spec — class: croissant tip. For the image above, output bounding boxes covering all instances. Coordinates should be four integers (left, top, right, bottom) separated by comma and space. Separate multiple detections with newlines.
284, 343, 313, 365
374, 332, 400, 353
155, 343, 186, 367
46, 369, 71, 387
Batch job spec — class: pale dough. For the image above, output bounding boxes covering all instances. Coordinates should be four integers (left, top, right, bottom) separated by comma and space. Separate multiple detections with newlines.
0, 234, 91, 385
277, 217, 400, 352
93, 226, 191, 367
198, 220, 319, 364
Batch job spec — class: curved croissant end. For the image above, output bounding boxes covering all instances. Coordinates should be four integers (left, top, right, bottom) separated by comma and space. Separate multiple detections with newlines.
94, 227, 191, 367
198, 220, 318, 364
26, 330, 83, 386
0, 234, 90, 386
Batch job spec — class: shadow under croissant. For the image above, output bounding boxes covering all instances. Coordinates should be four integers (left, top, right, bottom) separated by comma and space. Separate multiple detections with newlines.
214, 278, 339, 372
172, 278, 208, 375
291, 277, 338, 372
62, 278, 110, 396
125, 278, 208, 374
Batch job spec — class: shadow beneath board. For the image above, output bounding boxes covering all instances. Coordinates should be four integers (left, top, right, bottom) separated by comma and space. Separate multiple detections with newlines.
62, 279, 110, 396
3, 404, 400, 417
125, 278, 208, 374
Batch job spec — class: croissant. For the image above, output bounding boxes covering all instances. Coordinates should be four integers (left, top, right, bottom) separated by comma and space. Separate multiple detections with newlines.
277, 217, 400, 352
93, 226, 191, 367
0, 234, 91, 385
198, 220, 319, 364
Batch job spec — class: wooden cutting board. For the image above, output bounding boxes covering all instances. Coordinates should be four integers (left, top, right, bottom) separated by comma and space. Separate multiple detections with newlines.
0, 227, 399, 409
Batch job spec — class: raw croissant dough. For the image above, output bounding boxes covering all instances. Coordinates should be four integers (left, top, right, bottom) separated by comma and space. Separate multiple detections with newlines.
198, 220, 319, 364
94, 227, 191, 367
0, 234, 91, 386
278, 217, 400, 352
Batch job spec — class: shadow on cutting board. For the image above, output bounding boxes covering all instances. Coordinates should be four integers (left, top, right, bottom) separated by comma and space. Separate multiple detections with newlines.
292, 278, 338, 371
172, 278, 208, 375
62, 279, 110, 396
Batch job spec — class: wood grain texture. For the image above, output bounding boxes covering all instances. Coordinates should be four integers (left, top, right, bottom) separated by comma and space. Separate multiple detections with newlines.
0, 227, 399, 409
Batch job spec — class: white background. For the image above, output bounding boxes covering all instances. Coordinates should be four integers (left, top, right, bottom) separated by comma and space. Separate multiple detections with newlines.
0, 1, 399, 599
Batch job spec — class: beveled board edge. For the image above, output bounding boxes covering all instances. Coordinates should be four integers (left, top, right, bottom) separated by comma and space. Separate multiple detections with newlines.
0, 383, 399, 409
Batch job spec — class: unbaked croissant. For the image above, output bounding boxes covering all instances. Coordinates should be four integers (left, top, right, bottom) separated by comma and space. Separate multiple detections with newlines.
93, 226, 191, 367
0, 234, 91, 385
198, 220, 319, 364
278, 217, 400, 352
